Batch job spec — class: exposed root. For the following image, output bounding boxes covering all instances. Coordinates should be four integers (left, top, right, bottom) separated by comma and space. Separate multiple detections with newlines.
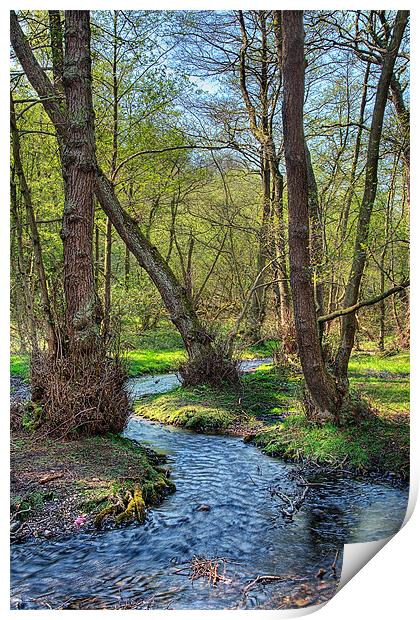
179, 347, 239, 387
94, 476, 175, 529
30, 352, 129, 438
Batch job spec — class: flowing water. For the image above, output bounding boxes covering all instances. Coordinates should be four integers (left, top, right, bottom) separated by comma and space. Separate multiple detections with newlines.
10, 360, 408, 610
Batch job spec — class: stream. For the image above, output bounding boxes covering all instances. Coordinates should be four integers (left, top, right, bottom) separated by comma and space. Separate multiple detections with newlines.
10, 360, 408, 610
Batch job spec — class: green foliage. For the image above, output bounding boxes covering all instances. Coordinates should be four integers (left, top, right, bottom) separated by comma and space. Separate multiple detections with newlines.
10, 355, 29, 380
254, 411, 409, 476
22, 401, 44, 432
348, 352, 409, 376
11, 490, 55, 522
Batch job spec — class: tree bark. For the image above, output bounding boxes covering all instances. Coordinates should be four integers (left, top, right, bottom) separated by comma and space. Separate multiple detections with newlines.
282, 10, 342, 422
10, 9, 233, 373
333, 10, 408, 382
305, 142, 325, 340
60, 10, 102, 354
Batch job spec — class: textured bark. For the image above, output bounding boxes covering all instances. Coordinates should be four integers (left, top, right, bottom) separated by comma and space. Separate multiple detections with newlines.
333, 11, 408, 381
282, 10, 341, 421
390, 76, 410, 203
305, 142, 325, 339
238, 10, 293, 343
60, 11, 102, 354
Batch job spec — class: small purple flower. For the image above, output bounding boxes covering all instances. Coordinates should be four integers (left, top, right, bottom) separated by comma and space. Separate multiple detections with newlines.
74, 515, 86, 526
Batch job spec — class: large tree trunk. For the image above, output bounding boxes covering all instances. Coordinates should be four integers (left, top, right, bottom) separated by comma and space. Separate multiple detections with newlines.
11, 10, 128, 436
60, 11, 103, 355
333, 10, 408, 382
281, 10, 342, 422
11, 10, 229, 386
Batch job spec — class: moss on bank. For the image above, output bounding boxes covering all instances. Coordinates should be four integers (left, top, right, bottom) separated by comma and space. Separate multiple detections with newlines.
134, 357, 409, 477
134, 366, 299, 433
10, 433, 175, 540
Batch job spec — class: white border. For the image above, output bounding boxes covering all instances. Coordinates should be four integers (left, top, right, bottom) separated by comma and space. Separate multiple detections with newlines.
1, 3, 418, 619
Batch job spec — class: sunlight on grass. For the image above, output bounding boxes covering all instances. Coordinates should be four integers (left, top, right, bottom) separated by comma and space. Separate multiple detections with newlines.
348, 352, 409, 375
10, 355, 29, 380
124, 349, 187, 376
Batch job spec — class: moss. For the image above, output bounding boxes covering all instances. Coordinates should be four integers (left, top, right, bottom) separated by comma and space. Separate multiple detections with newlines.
11, 432, 176, 537
134, 366, 297, 433
115, 488, 146, 525
11, 490, 55, 522
253, 410, 409, 477
22, 401, 44, 432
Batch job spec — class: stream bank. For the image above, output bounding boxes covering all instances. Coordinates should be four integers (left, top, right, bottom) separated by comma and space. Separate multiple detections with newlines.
10, 357, 409, 609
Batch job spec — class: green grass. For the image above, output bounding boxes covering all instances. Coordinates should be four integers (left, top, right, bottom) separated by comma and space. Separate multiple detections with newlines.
348, 352, 409, 375
348, 352, 409, 414
125, 349, 187, 376
253, 410, 409, 477
10, 355, 29, 380
134, 366, 297, 433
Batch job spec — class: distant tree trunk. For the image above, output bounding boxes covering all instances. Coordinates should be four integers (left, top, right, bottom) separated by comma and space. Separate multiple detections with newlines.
103, 10, 119, 341
94, 222, 100, 285
94, 172, 218, 364
10, 170, 38, 354
333, 10, 408, 383
124, 244, 130, 290
103, 216, 112, 339
10, 95, 57, 355
281, 10, 343, 422
305, 142, 325, 341
340, 62, 370, 243
238, 10, 293, 345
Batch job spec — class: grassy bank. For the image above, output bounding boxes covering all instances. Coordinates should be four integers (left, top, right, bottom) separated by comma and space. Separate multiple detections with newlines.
134, 353, 409, 477
10, 433, 175, 541
134, 366, 300, 433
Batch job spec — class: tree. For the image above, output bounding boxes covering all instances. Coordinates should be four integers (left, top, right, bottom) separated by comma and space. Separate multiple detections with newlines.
10, 10, 128, 435
11, 9, 238, 387
333, 10, 408, 382
281, 10, 343, 422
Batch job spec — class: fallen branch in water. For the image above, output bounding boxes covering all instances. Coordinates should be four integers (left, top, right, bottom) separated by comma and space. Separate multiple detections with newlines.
331, 548, 340, 579
269, 483, 309, 519
243, 574, 300, 595
175, 556, 233, 587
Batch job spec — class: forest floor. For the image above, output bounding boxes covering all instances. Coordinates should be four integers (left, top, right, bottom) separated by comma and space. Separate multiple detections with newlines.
134, 352, 409, 479
10, 432, 175, 542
